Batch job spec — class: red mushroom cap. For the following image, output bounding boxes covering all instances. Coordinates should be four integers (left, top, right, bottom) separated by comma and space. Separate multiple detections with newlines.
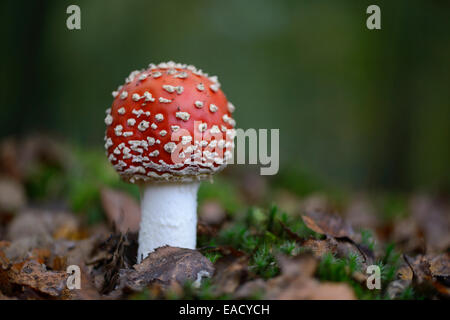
104, 61, 236, 183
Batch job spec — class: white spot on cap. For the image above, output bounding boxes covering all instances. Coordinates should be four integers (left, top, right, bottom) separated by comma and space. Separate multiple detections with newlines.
163, 85, 175, 93
198, 123, 207, 132
129, 140, 148, 152
139, 73, 148, 81
228, 102, 235, 113
159, 97, 172, 103
224, 150, 233, 160
112, 91, 119, 98
209, 104, 218, 113
209, 140, 218, 148
164, 142, 177, 154
176, 112, 190, 121
105, 114, 113, 126
122, 147, 132, 159
149, 150, 160, 157
114, 125, 123, 136
226, 129, 237, 139
171, 125, 180, 132
104, 138, 113, 149
123, 131, 133, 137
127, 118, 136, 126
147, 137, 155, 146
120, 91, 128, 100
155, 113, 164, 122
138, 120, 150, 132
210, 125, 220, 134
144, 92, 155, 102
223, 114, 236, 127
174, 72, 188, 79
125, 70, 140, 83
197, 83, 205, 91
175, 86, 184, 94
209, 75, 219, 83
160, 130, 167, 136
163, 85, 184, 95
210, 84, 220, 92
181, 135, 192, 145
118, 107, 126, 115
217, 140, 226, 149
132, 109, 150, 118
194, 101, 203, 108
151, 123, 157, 130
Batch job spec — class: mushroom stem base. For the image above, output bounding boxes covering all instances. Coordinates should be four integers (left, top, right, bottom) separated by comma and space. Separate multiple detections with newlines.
138, 182, 200, 262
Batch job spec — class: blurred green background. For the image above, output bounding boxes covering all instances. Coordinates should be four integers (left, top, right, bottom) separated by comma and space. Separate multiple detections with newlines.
1, 0, 449, 192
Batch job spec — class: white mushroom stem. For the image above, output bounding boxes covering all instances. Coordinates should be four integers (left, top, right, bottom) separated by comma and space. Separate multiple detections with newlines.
137, 182, 200, 262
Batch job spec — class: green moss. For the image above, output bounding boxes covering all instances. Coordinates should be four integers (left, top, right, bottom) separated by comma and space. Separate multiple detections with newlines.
204, 251, 222, 264
25, 163, 67, 200
360, 229, 376, 252
317, 253, 383, 300
396, 286, 422, 300
251, 244, 279, 279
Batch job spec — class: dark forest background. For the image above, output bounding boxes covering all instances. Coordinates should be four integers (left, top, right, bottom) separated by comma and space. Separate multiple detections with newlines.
1, 0, 449, 192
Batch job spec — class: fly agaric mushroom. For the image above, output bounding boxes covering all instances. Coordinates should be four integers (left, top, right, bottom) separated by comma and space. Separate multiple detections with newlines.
104, 61, 236, 262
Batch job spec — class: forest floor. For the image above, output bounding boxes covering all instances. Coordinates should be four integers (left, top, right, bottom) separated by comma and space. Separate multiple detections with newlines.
0, 135, 448, 300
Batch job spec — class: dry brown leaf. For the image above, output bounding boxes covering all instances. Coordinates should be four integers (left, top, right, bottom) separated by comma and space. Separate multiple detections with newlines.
302, 238, 337, 258
410, 195, 450, 253
87, 232, 137, 294
401, 254, 450, 298
30, 248, 51, 265
53, 222, 88, 241
213, 255, 249, 295
68, 264, 102, 300
0, 259, 68, 298
276, 253, 318, 278
429, 253, 450, 278
301, 211, 374, 264
265, 253, 355, 300
386, 279, 412, 299
123, 246, 214, 291
204, 245, 247, 258
270, 278, 356, 300
390, 217, 425, 254
304, 282, 356, 300
234, 279, 266, 299
100, 188, 141, 233
301, 211, 356, 240
197, 222, 218, 238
